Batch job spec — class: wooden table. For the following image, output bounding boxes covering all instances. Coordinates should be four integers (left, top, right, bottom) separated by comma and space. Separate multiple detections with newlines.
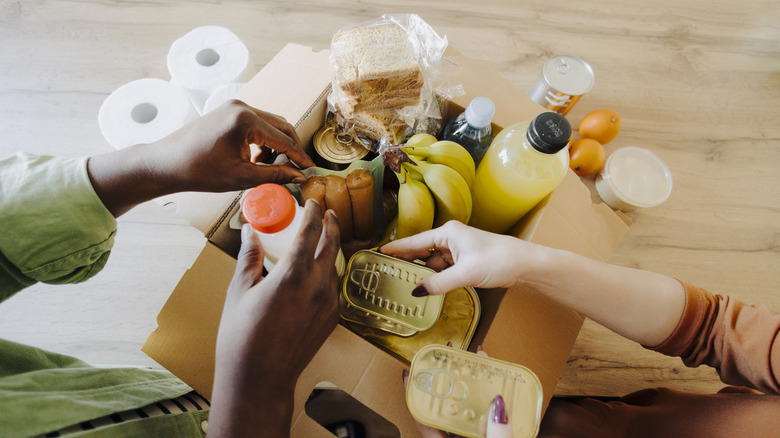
1, 0, 778, 398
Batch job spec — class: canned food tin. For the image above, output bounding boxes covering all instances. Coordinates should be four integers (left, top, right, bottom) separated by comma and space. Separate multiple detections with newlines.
407, 345, 543, 438
339, 293, 417, 337
527, 55, 594, 116
340, 283, 480, 364
313, 123, 370, 170
342, 250, 444, 332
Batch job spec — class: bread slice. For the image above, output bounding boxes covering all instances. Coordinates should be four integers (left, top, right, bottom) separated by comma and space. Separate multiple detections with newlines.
331, 21, 423, 114
337, 88, 422, 114
332, 108, 400, 145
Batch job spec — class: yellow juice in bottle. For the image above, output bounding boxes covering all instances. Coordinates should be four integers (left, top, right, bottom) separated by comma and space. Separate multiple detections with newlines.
468, 113, 571, 234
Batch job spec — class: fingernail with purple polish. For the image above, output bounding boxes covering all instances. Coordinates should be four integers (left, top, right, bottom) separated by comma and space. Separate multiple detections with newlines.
491, 395, 508, 424
412, 284, 429, 297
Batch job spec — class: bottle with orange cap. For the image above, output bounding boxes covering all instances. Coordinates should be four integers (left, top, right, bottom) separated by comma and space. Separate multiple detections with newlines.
242, 183, 345, 275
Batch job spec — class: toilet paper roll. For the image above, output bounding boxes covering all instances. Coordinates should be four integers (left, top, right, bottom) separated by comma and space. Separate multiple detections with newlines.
167, 25, 257, 114
98, 78, 199, 150
203, 82, 246, 114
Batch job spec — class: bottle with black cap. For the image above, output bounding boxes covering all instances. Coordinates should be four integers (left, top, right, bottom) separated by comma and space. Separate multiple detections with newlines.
468, 112, 572, 234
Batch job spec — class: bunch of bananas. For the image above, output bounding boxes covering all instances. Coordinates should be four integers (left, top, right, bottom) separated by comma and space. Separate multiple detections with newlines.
386, 133, 475, 241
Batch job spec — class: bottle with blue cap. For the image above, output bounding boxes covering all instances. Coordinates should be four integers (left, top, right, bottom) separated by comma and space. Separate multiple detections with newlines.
440, 97, 496, 166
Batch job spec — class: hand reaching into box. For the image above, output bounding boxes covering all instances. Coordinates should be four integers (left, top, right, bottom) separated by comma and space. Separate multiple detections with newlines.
381, 220, 685, 349
209, 199, 341, 437
87, 100, 315, 216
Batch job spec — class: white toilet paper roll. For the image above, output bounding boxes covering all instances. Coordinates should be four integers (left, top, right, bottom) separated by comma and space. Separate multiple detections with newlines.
167, 26, 257, 114
98, 78, 199, 150
203, 82, 246, 114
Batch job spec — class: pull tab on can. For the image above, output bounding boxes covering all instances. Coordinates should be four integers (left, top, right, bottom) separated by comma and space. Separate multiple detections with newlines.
554, 57, 570, 74
527, 55, 594, 116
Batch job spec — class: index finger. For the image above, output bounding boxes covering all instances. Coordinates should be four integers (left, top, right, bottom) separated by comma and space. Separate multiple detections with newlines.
380, 228, 446, 261
247, 107, 315, 169
257, 110, 302, 145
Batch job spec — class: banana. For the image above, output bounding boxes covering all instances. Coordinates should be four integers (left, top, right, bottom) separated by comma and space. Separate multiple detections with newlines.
394, 168, 436, 240
403, 159, 472, 227
377, 216, 398, 246
402, 140, 476, 189
405, 133, 438, 148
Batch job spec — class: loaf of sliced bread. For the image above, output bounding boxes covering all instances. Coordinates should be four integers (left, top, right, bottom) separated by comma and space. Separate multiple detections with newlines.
331, 21, 423, 116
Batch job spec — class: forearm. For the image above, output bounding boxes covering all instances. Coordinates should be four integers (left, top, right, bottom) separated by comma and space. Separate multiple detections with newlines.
86, 101, 311, 218
523, 246, 686, 347
87, 143, 174, 217
209, 367, 296, 437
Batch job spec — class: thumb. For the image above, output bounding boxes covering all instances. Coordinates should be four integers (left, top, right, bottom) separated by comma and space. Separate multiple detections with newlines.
486, 395, 513, 438
231, 224, 266, 292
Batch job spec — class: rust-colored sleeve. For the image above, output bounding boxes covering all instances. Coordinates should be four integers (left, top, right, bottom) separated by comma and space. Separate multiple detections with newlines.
650, 281, 780, 394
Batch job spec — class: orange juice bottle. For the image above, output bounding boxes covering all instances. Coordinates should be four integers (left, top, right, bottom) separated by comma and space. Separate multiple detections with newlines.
468, 112, 571, 234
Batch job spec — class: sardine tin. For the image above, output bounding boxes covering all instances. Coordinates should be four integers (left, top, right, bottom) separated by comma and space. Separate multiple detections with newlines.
407, 345, 543, 438
341, 284, 480, 364
341, 250, 444, 332
339, 293, 417, 337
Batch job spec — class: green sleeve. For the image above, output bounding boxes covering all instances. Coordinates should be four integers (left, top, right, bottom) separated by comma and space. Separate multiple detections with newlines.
0, 152, 117, 301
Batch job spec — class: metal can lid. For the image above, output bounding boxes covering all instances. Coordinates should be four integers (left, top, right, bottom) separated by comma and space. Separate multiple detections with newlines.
342, 250, 444, 332
314, 124, 370, 164
407, 345, 543, 438
542, 55, 594, 96
339, 293, 418, 337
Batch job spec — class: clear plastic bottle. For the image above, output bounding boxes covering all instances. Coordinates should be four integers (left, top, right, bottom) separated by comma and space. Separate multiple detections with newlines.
441, 97, 495, 166
242, 183, 345, 275
468, 112, 571, 234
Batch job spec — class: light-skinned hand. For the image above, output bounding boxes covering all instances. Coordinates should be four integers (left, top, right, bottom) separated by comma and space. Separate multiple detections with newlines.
380, 220, 547, 296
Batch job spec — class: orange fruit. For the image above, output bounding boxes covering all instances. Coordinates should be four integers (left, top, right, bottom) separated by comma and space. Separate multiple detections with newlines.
579, 109, 621, 145
569, 138, 605, 176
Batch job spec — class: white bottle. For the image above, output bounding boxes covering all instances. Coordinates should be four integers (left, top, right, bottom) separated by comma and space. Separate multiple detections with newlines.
242, 183, 345, 275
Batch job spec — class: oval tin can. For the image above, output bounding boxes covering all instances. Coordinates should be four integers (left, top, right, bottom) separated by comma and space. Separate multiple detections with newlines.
407, 345, 543, 438
339, 292, 418, 337
340, 283, 480, 364
341, 249, 444, 332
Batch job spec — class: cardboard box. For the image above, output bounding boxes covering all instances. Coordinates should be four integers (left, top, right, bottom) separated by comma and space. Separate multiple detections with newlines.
142, 43, 629, 437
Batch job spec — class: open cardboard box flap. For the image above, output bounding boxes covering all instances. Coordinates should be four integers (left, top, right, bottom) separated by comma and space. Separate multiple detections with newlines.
143, 43, 629, 437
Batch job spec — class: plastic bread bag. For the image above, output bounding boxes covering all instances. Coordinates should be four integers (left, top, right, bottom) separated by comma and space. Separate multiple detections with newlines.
328, 14, 464, 149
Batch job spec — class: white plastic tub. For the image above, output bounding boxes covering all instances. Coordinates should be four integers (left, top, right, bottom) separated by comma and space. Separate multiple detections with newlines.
595, 146, 673, 211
